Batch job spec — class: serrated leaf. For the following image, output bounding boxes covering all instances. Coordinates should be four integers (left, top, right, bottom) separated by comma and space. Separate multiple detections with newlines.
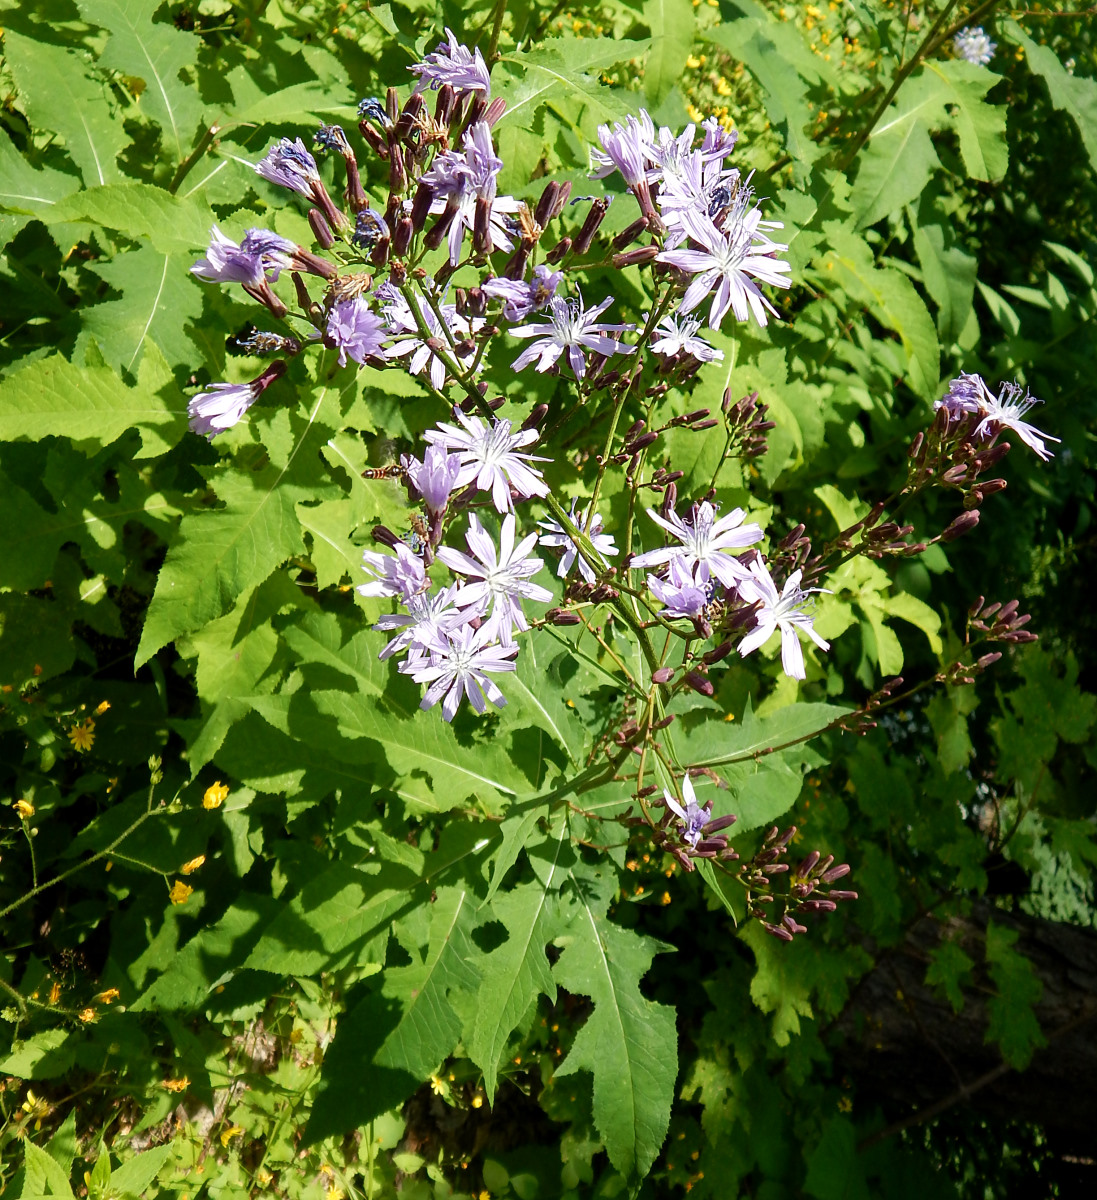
0, 1030, 76, 1080
1009, 21, 1097, 169
0, 349, 184, 457
925, 59, 1007, 182
677, 700, 850, 768
3, 30, 127, 186
985, 921, 1045, 1068
912, 216, 978, 344
494, 38, 650, 131
0, 134, 81, 246
554, 868, 676, 1180
924, 939, 974, 1014
136, 394, 341, 665
76, 0, 204, 163
108, 1145, 174, 1198
20, 1140, 77, 1199
497, 630, 587, 768
643, 0, 695, 108
470, 818, 575, 1101
46, 183, 216, 254
742, 920, 813, 1045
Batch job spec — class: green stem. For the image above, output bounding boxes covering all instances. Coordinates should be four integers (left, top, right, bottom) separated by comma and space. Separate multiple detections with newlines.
487, 0, 508, 62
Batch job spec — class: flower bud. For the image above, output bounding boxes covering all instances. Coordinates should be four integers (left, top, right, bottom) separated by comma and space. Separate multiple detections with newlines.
521, 403, 549, 431
372, 524, 401, 549
651, 667, 675, 684
684, 671, 714, 697
827, 890, 858, 901
942, 509, 980, 541
702, 813, 737, 834
534, 182, 560, 228
308, 208, 335, 249
544, 236, 572, 264
612, 217, 649, 250
435, 83, 457, 125
625, 431, 659, 455
612, 245, 659, 269
484, 97, 507, 127
389, 144, 407, 193
797, 851, 821, 878
358, 121, 390, 159
573, 199, 609, 254
652, 714, 676, 729
392, 216, 414, 257
821, 863, 851, 883
703, 642, 732, 664
548, 609, 582, 626
410, 182, 434, 232
980, 478, 1007, 497
763, 922, 795, 942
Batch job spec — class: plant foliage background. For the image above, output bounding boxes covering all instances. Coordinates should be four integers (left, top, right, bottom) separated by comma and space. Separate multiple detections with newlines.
1, 1, 1096, 1197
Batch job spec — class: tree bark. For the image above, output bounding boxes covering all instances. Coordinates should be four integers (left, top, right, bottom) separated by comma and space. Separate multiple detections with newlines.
833, 901, 1097, 1150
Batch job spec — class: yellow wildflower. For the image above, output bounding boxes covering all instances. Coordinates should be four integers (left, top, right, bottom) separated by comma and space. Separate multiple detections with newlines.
94, 988, 120, 1005
21, 1089, 52, 1129
180, 855, 206, 875
202, 780, 229, 810
838, 1095, 853, 1112
13, 798, 34, 819
220, 1124, 244, 1147
430, 1075, 446, 1096
48, 981, 62, 1004
169, 880, 193, 905
68, 720, 95, 752
94, 700, 111, 715
78, 1007, 97, 1024
162, 1076, 190, 1093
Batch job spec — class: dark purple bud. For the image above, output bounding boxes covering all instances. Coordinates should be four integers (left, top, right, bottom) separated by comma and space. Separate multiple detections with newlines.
612, 217, 649, 250
762, 922, 794, 942
703, 642, 732, 665
779, 524, 806, 550
626, 431, 659, 455
821, 863, 850, 884
942, 509, 980, 541
783, 916, 808, 935
434, 83, 457, 125
389, 144, 407, 193
651, 667, 675, 684
681, 408, 711, 424
976, 651, 1003, 670
800, 898, 838, 913
684, 671, 714, 697
613, 245, 659, 269
424, 205, 458, 250
548, 609, 582, 626
573, 199, 609, 255
941, 463, 968, 484
373, 524, 400, 549
652, 714, 675, 729
521, 404, 549, 432
392, 216, 413, 257
702, 813, 737, 835
972, 442, 1011, 471
358, 122, 390, 159
691, 418, 719, 431
980, 478, 1007, 497
797, 851, 821, 877
969, 595, 985, 617
908, 431, 924, 458
484, 97, 507, 127
488, 396, 506, 411
410, 182, 434, 232
308, 208, 335, 249
662, 482, 677, 516
544, 237, 572, 264
827, 890, 858, 902
533, 182, 559, 228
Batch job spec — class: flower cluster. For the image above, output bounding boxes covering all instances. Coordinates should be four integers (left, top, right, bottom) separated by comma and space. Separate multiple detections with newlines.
953, 26, 996, 66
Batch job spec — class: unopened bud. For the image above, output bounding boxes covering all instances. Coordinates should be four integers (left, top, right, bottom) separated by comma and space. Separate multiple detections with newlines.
626, 431, 659, 455
651, 667, 675, 684
908, 431, 924, 458
548, 609, 582, 626
703, 642, 732, 664
435, 83, 457, 125
797, 851, 821, 878
702, 814, 737, 835
942, 509, 980, 541
652, 714, 676, 729
821, 863, 851, 883
534, 182, 560, 228
573, 199, 609, 254
544, 237, 572, 264
827, 890, 858, 902
980, 478, 1007, 497
308, 208, 335, 249
521, 403, 549, 431
684, 671, 714, 697
372, 524, 400, 549
612, 245, 659, 269
976, 651, 1003, 670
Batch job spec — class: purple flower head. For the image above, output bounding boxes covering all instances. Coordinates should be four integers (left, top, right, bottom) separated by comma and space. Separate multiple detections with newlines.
423, 410, 550, 513
935, 371, 988, 420
357, 542, 428, 601
399, 623, 518, 723
352, 209, 391, 252
650, 312, 724, 363
631, 501, 763, 590
537, 502, 618, 584
657, 193, 791, 329
647, 557, 711, 619
187, 362, 285, 438
700, 117, 739, 163
483, 265, 564, 322
404, 444, 463, 514
971, 379, 1059, 461
357, 97, 391, 129
437, 513, 553, 645
314, 123, 352, 156
954, 27, 996, 66
590, 112, 655, 187
326, 297, 387, 367
510, 290, 636, 380
256, 138, 322, 197
191, 226, 267, 288
410, 28, 491, 97
239, 229, 297, 279
737, 562, 830, 680
664, 775, 709, 849
382, 288, 482, 391
656, 151, 741, 246
374, 584, 472, 661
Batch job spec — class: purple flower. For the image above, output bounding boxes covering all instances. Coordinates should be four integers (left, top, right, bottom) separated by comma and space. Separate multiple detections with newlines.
400, 623, 517, 723
510, 290, 635, 379
357, 542, 428, 601
590, 112, 654, 187
483, 265, 563, 322
187, 362, 285, 438
437, 513, 553, 645
736, 562, 829, 680
256, 138, 322, 198
423, 411, 549, 513
191, 226, 264, 288
422, 121, 521, 264
404, 444, 462, 514
954, 27, 996, 66
537, 502, 618, 583
647, 557, 711, 619
239, 229, 297, 279
410, 27, 492, 97
631, 501, 763, 589
664, 775, 709, 849
374, 584, 472, 660
326, 297, 387, 366
971, 379, 1059, 461
657, 195, 790, 329
382, 288, 482, 391
934, 371, 986, 420
650, 313, 724, 363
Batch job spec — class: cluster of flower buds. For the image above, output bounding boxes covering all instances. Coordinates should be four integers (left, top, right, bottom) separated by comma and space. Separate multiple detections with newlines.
739, 825, 857, 940
967, 597, 1038, 646
722, 389, 775, 461
642, 774, 739, 868
837, 675, 905, 735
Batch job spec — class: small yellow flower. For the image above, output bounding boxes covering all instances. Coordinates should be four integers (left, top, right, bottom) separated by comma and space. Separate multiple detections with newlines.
162, 1076, 190, 1093
78, 1007, 97, 1024
430, 1074, 446, 1095
838, 1095, 853, 1112
48, 981, 62, 1004
94, 700, 111, 715
94, 988, 120, 1005
326, 1186, 346, 1200
202, 781, 229, 810
220, 1124, 244, 1147
68, 720, 95, 752
22, 1089, 52, 1129
169, 880, 193, 905
180, 855, 206, 875
471, 1093, 484, 1109
13, 798, 34, 819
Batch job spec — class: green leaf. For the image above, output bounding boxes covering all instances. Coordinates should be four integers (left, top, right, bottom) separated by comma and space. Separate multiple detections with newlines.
307, 886, 482, 1139
0, 1030, 76, 1080
985, 921, 1045, 1069
45, 184, 216, 254
677, 700, 849, 769
45, 1112, 78, 1178
76, 0, 204, 163
925, 939, 974, 1014
136, 397, 342, 665
912, 215, 978, 344
554, 867, 676, 1180
3, 30, 128, 186
20, 1140, 76, 1199
469, 818, 576, 1101
926, 59, 1008, 182
0, 133, 81, 246
643, 0, 695, 108
0, 348, 184, 455
741, 921, 813, 1045
804, 1117, 870, 1200
107, 1145, 174, 1198
497, 630, 588, 768
493, 38, 651, 131
1008, 21, 1097, 169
